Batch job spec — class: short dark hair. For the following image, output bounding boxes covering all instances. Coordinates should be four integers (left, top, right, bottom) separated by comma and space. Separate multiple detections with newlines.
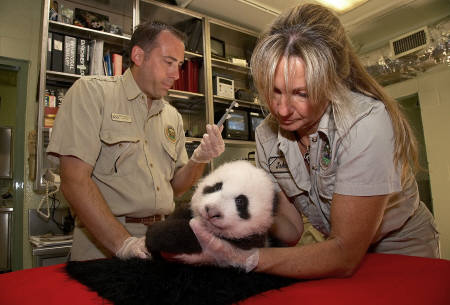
127, 21, 186, 66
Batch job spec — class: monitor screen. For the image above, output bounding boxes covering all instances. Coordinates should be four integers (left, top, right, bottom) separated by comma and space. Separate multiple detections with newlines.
228, 112, 246, 131
251, 116, 264, 132
221, 109, 249, 140
248, 112, 264, 141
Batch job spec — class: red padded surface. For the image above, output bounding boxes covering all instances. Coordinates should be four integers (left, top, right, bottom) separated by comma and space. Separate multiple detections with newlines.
0, 253, 449, 305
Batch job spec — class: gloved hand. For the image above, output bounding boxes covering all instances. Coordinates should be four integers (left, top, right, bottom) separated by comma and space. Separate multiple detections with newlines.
191, 124, 225, 163
115, 236, 151, 260
175, 218, 260, 273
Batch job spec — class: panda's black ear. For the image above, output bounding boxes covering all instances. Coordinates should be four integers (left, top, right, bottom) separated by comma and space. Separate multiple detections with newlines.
272, 193, 278, 216
203, 182, 223, 194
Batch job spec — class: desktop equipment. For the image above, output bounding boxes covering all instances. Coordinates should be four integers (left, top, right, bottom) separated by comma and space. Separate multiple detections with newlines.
213, 76, 235, 99
215, 109, 249, 140
248, 112, 265, 140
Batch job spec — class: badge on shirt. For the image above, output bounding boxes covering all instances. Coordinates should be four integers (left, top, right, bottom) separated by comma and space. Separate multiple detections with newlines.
268, 156, 289, 174
165, 125, 176, 143
111, 113, 132, 123
320, 142, 331, 169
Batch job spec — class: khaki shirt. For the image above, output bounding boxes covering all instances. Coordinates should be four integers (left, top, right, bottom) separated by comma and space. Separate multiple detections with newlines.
255, 91, 419, 243
47, 69, 188, 217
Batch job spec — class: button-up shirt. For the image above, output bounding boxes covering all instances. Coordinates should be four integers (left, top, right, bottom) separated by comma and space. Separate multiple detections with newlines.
255, 91, 419, 242
47, 69, 188, 217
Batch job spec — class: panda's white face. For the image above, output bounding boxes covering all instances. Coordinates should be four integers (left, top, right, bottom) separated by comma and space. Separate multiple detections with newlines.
190, 160, 275, 240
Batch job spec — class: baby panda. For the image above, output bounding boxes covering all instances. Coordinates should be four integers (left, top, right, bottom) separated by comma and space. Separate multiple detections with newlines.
146, 160, 277, 258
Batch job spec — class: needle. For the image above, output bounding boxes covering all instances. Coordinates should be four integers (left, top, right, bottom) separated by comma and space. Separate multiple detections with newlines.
216, 100, 239, 127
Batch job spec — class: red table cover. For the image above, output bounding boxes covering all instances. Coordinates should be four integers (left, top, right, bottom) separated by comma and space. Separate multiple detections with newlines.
1, 253, 449, 305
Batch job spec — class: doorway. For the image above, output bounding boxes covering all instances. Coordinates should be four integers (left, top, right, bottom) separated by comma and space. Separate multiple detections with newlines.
0, 57, 29, 270
397, 94, 433, 213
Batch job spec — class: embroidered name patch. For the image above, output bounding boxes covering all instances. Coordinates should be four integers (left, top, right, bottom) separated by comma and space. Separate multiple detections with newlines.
268, 156, 289, 174
111, 113, 132, 123
165, 125, 176, 143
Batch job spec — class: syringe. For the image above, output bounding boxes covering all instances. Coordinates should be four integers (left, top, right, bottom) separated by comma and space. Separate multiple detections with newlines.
216, 100, 239, 127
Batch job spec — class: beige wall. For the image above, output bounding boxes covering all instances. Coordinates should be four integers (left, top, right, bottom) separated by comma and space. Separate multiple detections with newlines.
0, 0, 43, 269
385, 64, 450, 259
0, 82, 17, 126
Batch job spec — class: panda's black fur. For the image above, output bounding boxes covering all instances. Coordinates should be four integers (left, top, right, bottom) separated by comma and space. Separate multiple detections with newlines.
65, 160, 298, 305
146, 160, 278, 256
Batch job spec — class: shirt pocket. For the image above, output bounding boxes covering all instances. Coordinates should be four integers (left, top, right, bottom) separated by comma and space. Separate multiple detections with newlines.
161, 138, 177, 178
274, 172, 302, 198
316, 168, 336, 200
95, 130, 140, 176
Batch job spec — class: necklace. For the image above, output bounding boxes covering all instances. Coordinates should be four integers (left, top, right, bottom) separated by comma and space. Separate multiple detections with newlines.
297, 136, 310, 165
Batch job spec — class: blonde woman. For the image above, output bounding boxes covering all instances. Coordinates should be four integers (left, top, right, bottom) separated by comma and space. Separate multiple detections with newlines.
177, 4, 440, 278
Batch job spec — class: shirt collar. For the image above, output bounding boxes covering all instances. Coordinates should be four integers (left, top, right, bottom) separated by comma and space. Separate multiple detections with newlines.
122, 68, 165, 115
317, 105, 335, 141
316, 91, 376, 142
276, 105, 333, 148
123, 68, 143, 101
274, 91, 376, 147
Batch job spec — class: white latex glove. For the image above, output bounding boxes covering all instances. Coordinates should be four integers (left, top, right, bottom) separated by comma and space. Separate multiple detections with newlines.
175, 218, 260, 273
115, 236, 151, 260
191, 124, 225, 163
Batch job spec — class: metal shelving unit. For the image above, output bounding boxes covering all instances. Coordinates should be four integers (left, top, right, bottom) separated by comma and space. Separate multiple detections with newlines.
35, 0, 262, 190
35, 0, 136, 191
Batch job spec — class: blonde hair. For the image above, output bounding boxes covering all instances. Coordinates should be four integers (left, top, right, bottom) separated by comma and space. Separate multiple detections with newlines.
251, 3, 418, 185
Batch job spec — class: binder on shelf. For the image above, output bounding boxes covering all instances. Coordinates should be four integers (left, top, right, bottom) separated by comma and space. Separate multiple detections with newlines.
173, 65, 184, 91
180, 19, 203, 54
185, 60, 199, 93
103, 52, 112, 76
76, 38, 90, 76
112, 53, 123, 76
193, 61, 199, 92
51, 33, 64, 72
47, 32, 52, 70
63, 35, 77, 74
89, 40, 105, 76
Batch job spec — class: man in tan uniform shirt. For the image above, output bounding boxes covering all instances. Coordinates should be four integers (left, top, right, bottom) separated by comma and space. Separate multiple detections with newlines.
47, 22, 225, 261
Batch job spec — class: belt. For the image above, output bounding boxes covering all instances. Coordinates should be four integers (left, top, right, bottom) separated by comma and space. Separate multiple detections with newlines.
125, 215, 167, 226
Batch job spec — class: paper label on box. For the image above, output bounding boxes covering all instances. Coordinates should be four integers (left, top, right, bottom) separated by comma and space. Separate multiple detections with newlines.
54, 40, 63, 51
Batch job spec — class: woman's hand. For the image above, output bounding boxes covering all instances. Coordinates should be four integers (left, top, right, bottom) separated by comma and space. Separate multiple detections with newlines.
175, 218, 260, 273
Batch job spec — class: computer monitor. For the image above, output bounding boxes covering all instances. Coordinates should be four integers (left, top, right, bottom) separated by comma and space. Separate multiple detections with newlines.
248, 112, 265, 140
216, 109, 249, 140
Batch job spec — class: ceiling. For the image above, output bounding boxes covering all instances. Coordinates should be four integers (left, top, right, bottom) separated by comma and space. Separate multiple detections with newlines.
175, 0, 450, 54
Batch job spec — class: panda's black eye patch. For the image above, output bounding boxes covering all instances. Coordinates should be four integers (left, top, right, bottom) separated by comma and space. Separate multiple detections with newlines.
235, 194, 250, 219
203, 182, 223, 194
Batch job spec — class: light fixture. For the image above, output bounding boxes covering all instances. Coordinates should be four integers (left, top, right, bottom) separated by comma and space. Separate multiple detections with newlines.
314, 0, 368, 14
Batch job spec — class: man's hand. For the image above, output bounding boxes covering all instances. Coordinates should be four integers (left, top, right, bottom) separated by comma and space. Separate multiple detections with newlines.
191, 124, 225, 163
115, 236, 151, 260
175, 218, 260, 272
